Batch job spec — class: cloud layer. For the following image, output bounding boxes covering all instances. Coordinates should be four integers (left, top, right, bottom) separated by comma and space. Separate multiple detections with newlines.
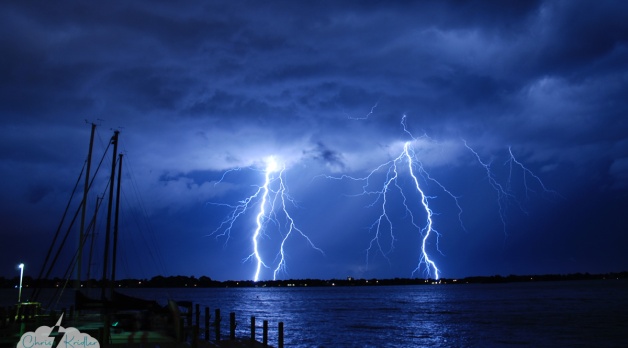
1, 1, 627, 280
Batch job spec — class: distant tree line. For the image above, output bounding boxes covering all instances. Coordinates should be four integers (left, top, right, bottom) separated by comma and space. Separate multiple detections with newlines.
1, 271, 626, 289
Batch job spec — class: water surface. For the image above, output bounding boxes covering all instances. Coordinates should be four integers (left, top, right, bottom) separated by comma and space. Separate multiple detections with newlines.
6, 279, 627, 347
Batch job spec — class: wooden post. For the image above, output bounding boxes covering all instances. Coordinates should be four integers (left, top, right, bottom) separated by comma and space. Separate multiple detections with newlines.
195, 304, 200, 327
187, 303, 193, 327
230, 312, 236, 340
263, 320, 268, 346
204, 307, 210, 341
192, 325, 199, 348
250, 316, 255, 344
278, 322, 284, 348
178, 317, 184, 342
214, 309, 221, 342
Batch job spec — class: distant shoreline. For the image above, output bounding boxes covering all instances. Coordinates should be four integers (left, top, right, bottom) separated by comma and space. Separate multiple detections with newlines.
2, 271, 626, 289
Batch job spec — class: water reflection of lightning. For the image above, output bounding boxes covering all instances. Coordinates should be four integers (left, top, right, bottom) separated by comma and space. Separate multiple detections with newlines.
326, 116, 462, 280
210, 157, 323, 281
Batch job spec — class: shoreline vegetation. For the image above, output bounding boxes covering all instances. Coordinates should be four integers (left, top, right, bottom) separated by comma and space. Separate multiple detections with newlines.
2, 271, 626, 289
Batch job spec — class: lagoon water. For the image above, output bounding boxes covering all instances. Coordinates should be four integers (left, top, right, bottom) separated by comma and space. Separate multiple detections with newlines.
6, 279, 628, 347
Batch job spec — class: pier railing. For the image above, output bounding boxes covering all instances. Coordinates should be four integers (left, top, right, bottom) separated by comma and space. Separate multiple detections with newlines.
175, 302, 285, 348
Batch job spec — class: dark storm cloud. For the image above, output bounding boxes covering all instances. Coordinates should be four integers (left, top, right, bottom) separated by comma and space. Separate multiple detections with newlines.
526, 2, 628, 77
303, 141, 346, 172
1, 0, 627, 280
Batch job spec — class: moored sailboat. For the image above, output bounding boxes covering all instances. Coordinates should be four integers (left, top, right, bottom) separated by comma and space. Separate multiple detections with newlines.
1, 126, 190, 346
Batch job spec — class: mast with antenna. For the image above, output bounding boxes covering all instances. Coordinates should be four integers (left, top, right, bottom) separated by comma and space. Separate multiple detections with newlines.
77, 122, 96, 290
101, 130, 119, 300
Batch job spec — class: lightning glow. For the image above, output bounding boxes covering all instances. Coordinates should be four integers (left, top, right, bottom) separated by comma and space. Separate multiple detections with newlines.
210, 156, 323, 281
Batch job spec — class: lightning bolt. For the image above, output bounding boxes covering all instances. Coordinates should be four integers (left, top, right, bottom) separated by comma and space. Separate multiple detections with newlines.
464, 141, 560, 235
272, 170, 325, 280
48, 314, 64, 348
325, 116, 463, 280
210, 157, 323, 281
248, 158, 276, 282
209, 118, 557, 281
506, 146, 561, 199
213, 167, 242, 187
348, 101, 379, 120
463, 140, 516, 234
403, 142, 440, 280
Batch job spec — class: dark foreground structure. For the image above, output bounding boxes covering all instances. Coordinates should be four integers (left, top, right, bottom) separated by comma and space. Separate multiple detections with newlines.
1, 296, 281, 348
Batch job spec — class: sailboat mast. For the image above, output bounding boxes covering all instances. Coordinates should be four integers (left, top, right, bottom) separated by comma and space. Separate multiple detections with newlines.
86, 195, 101, 283
77, 123, 96, 290
101, 130, 119, 300
110, 153, 123, 298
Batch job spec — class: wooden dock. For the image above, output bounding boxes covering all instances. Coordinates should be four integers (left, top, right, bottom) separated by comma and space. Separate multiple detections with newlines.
1, 302, 283, 348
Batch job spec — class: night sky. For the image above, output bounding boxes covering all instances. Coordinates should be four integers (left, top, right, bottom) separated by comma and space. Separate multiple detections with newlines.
1, 1, 627, 282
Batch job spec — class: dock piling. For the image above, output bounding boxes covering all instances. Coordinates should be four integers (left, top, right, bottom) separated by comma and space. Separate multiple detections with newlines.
192, 325, 199, 348
278, 322, 284, 348
263, 320, 268, 346
230, 312, 236, 340
214, 309, 221, 342
195, 304, 200, 327
204, 307, 210, 341
186, 304, 283, 346
250, 316, 255, 344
